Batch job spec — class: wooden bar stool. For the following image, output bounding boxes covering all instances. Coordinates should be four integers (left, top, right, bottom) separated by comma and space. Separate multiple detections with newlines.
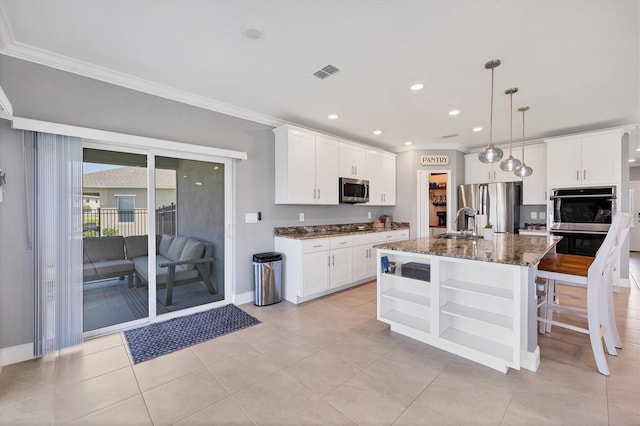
536, 212, 630, 375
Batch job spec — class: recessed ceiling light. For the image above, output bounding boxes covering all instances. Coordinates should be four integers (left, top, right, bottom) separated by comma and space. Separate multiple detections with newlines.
328, 113, 338, 120
629, 159, 636, 163
409, 82, 424, 91
404, 141, 412, 146
448, 109, 461, 116
373, 130, 382, 135
473, 127, 483, 132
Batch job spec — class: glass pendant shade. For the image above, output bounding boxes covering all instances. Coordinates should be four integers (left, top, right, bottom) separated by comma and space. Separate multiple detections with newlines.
514, 163, 533, 177
514, 105, 533, 178
499, 87, 521, 171
500, 155, 521, 171
478, 59, 503, 163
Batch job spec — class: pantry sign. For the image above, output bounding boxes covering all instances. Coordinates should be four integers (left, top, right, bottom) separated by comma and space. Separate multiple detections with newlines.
420, 155, 449, 166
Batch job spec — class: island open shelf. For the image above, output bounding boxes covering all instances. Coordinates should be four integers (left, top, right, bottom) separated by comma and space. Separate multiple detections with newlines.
375, 234, 560, 374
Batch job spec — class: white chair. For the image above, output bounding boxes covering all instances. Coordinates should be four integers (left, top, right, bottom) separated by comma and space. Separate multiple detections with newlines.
536, 212, 631, 375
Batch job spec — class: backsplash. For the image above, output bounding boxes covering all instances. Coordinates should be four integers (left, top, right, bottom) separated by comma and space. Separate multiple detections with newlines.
274, 221, 410, 236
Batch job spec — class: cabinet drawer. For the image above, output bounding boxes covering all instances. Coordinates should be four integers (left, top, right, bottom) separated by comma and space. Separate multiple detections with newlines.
353, 232, 380, 245
330, 235, 354, 249
302, 238, 331, 253
378, 230, 410, 242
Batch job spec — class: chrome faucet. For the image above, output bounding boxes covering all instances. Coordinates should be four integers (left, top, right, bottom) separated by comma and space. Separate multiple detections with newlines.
455, 207, 478, 237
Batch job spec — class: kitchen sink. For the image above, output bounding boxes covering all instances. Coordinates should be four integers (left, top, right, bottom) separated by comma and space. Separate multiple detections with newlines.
435, 232, 478, 240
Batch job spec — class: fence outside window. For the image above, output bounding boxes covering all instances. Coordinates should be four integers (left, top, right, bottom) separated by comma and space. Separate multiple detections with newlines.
82, 203, 176, 237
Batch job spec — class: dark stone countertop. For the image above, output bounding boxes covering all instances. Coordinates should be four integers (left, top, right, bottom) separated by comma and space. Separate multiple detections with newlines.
274, 222, 410, 240
374, 233, 561, 266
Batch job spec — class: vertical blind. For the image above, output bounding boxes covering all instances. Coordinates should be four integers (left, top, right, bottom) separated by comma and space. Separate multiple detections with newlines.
34, 132, 83, 356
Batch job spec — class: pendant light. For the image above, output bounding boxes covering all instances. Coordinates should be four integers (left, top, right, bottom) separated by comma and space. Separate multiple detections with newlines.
514, 106, 533, 177
478, 59, 504, 163
499, 88, 522, 171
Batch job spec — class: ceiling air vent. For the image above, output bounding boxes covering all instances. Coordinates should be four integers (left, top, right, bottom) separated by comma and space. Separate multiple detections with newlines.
312, 64, 340, 79
441, 133, 459, 139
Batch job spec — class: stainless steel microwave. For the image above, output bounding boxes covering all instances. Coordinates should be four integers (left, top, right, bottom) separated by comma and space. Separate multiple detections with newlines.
339, 177, 369, 203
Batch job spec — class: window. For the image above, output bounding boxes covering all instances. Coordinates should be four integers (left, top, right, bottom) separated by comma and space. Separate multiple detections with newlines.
116, 195, 135, 223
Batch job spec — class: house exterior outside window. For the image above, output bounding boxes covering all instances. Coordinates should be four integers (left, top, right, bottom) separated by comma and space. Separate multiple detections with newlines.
116, 195, 135, 223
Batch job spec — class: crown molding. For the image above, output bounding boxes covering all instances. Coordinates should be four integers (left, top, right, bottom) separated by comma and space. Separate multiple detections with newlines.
0, 6, 284, 128
394, 142, 471, 154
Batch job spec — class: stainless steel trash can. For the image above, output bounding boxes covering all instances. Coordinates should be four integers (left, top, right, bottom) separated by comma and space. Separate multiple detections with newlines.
253, 252, 283, 306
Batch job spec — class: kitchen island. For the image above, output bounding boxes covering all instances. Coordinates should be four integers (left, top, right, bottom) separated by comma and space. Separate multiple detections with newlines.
375, 234, 560, 373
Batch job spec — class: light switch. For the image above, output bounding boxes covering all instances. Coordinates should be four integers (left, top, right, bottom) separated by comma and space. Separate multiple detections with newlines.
539, 212, 546, 220
530, 212, 538, 220
368, 211, 372, 219
245, 213, 258, 223
299, 213, 305, 222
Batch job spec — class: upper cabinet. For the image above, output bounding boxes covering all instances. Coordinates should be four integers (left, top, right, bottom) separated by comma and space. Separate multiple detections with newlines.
274, 127, 339, 205
521, 144, 547, 205
546, 130, 622, 188
365, 150, 396, 206
339, 143, 366, 179
274, 125, 396, 205
464, 154, 520, 184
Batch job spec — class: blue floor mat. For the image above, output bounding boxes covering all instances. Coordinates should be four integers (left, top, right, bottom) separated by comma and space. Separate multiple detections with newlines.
124, 304, 260, 363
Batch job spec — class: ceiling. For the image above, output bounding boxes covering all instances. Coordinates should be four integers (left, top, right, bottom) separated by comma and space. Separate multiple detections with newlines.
0, 1, 638, 154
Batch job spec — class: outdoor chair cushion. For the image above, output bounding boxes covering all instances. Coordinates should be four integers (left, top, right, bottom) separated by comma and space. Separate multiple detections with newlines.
132, 255, 199, 284
158, 235, 174, 258
83, 236, 126, 262
167, 236, 188, 261
179, 240, 205, 270
124, 235, 162, 259
83, 259, 134, 281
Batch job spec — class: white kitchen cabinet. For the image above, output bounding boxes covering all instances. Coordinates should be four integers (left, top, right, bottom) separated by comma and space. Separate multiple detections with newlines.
275, 229, 409, 304
522, 144, 547, 205
464, 154, 519, 184
301, 251, 330, 296
546, 130, 621, 188
365, 150, 396, 205
274, 126, 339, 205
339, 142, 366, 179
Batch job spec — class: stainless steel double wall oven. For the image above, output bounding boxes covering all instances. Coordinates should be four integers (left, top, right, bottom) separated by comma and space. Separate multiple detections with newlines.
549, 186, 616, 257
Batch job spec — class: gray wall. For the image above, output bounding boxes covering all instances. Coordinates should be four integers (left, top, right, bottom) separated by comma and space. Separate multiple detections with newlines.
630, 166, 640, 182
0, 120, 34, 348
0, 55, 385, 348
389, 150, 465, 238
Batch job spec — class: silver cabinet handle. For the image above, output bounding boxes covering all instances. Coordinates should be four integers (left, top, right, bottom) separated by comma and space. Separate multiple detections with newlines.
318, 189, 320, 199
576, 170, 579, 180
583, 169, 586, 180
488, 171, 491, 180
493, 171, 496, 180
339, 241, 347, 245
328, 256, 331, 267
313, 188, 316, 199
332, 255, 335, 266
356, 166, 358, 175
313, 244, 323, 248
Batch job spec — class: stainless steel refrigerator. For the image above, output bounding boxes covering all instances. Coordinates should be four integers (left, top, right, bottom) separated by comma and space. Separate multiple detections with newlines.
458, 182, 522, 233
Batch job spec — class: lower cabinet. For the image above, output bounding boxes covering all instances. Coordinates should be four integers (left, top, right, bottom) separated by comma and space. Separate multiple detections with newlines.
276, 229, 409, 304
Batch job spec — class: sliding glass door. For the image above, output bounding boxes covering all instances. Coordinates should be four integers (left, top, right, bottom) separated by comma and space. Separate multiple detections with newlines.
82, 144, 231, 336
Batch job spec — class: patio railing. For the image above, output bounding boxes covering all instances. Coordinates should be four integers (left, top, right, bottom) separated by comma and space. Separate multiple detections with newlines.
83, 203, 176, 237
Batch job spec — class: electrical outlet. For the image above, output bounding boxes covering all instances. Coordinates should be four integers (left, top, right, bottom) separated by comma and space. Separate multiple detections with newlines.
539, 212, 546, 220
368, 211, 372, 219
299, 212, 304, 222
530, 212, 538, 220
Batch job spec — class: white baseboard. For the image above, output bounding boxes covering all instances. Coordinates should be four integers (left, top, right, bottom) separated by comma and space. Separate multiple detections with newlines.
233, 291, 254, 305
617, 277, 630, 289
0, 343, 34, 366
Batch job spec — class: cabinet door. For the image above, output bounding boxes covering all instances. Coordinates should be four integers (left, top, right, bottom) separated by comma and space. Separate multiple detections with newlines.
364, 245, 377, 277
302, 251, 330, 296
546, 137, 582, 187
581, 132, 620, 185
365, 150, 383, 205
381, 153, 396, 205
315, 136, 340, 204
492, 163, 519, 183
287, 131, 317, 203
329, 247, 352, 288
352, 244, 368, 281
465, 154, 493, 184
339, 143, 366, 178
522, 144, 547, 205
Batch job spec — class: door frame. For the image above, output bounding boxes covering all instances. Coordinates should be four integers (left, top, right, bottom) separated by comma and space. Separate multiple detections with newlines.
629, 181, 640, 251
82, 141, 236, 338
417, 170, 452, 237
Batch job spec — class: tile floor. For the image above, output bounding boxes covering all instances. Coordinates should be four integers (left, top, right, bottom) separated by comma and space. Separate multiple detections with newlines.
1, 262, 639, 425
